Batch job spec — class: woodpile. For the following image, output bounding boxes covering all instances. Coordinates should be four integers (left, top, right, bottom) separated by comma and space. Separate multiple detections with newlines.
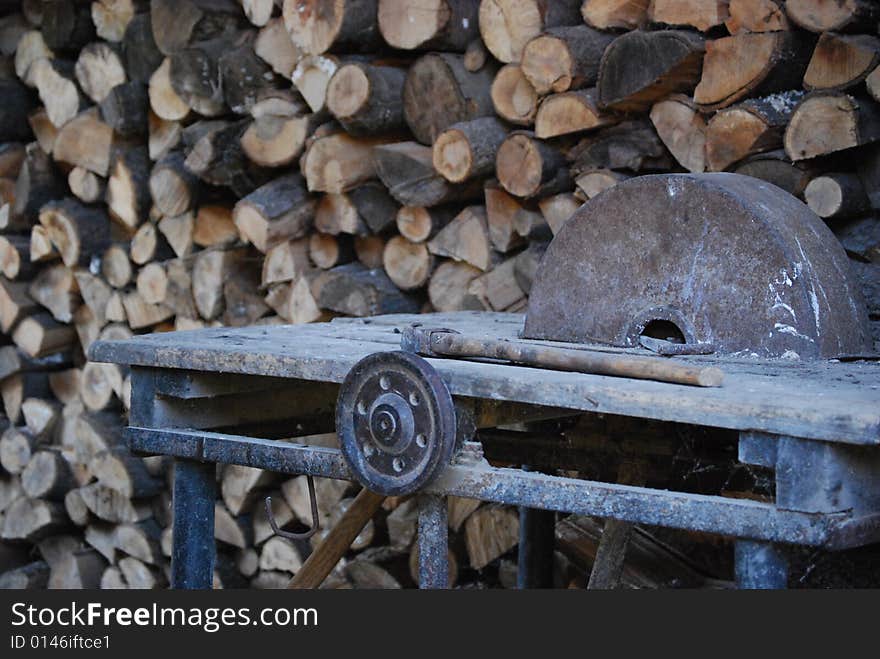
0, 0, 878, 590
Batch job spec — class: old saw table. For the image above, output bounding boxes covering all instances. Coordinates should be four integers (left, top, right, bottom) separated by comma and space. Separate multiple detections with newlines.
89, 174, 880, 588
89, 311, 880, 589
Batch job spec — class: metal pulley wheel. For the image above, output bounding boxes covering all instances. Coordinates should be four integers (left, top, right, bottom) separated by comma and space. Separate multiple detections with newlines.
524, 173, 871, 359
337, 351, 456, 496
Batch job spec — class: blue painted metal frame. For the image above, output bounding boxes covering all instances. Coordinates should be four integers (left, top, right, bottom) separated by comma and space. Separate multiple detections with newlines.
128, 426, 880, 554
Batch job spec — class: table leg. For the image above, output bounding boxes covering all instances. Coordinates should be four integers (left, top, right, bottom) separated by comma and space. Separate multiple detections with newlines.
735, 540, 788, 589
417, 494, 448, 589
517, 507, 555, 588
172, 458, 216, 589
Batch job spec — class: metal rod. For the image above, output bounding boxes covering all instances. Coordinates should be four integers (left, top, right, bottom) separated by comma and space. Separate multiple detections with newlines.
734, 541, 789, 589
128, 427, 880, 548
428, 332, 724, 388
288, 487, 385, 589
417, 494, 449, 589
517, 506, 555, 589
171, 458, 216, 589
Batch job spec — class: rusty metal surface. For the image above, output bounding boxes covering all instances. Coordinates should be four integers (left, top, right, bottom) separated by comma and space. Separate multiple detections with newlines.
336, 351, 457, 496
524, 173, 872, 359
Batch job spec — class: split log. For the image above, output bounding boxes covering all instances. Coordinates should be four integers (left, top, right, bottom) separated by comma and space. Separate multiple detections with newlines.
513, 241, 548, 294
378, 0, 479, 52
13, 29, 52, 84
538, 192, 581, 235
22, 398, 61, 443
648, 0, 730, 31
74, 41, 126, 104
119, 556, 165, 589
804, 173, 871, 219
0, 426, 37, 474
467, 257, 526, 311
194, 205, 238, 248
496, 131, 569, 199
705, 91, 804, 172
163, 259, 199, 319
68, 167, 106, 204
255, 18, 301, 77
383, 236, 434, 290
259, 536, 303, 573
733, 149, 814, 196
478, 0, 582, 64
784, 92, 880, 161
52, 109, 115, 177
149, 111, 182, 160
29, 263, 82, 323
21, 450, 74, 500
0, 279, 36, 333
0, 235, 37, 280
150, 0, 241, 56
355, 236, 386, 270
234, 174, 315, 252
2, 372, 52, 425
39, 198, 111, 267
74, 269, 112, 326
78, 482, 150, 524
693, 31, 815, 110
264, 276, 324, 324
0, 143, 25, 178
107, 146, 152, 231
184, 120, 267, 194
309, 232, 355, 269
80, 361, 123, 412
373, 141, 483, 207
521, 25, 614, 96
433, 117, 508, 183
292, 54, 339, 113
121, 290, 173, 329
29, 227, 56, 264
1, 497, 67, 542
28, 108, 59, 154
309, 263, 420, 316
148, 58, 190, 121
92, 0, 139, 42
804, 32, 880, 92
103, 243, 134, 287
315, 194, 367, 236
115, 520, 163, 564
490, 64, 538, 126
158, 212, 195, 258
581, 0, 649, 30
327, 63, 406, 136
649, 95, 707, 173
485, 182, 545, 252
122, 12, 163, 83
193, 247, 249, 320
64, 487, 90, 526
222, 465, 275, 516
396, 205, 457, 244
403, 53, 496, 145
464, 504, 518, 569
303, 132, 391, 193
218, 36, 275, 115
252, 494, 293, 545
282, 0, 383, 55
725, 0, 787, 33
597, 29, 705, 112
13, 313, 76, 358
136, 262, 168, 305
262, 238, 310, 287
427, 205, 493, 270
535, 88, 616, 139
785, 0, 879, 33
29, 58, 86, 128
0, 561, 50, 589
11, 145, 64, 231
568, 119, 674, 173
100, 80, 150, 137
150, 152, 199, 217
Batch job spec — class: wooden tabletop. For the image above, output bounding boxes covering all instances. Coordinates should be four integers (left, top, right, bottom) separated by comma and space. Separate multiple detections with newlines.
89, 311, 880, 446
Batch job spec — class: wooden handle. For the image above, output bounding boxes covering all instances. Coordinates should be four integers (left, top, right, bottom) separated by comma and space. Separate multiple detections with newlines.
287, 487, 385, 590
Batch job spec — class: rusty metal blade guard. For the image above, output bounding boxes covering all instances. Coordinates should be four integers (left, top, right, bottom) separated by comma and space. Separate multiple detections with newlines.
524, 173, 871, 359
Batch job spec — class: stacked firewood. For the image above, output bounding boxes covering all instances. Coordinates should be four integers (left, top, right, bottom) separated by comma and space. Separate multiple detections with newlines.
0, 0, 878, 590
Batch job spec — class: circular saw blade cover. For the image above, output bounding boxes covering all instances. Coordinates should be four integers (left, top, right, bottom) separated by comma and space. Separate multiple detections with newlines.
523, 173, 872, 359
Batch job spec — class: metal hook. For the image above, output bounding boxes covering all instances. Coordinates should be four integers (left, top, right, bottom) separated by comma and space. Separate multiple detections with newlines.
265, 475, 320, 541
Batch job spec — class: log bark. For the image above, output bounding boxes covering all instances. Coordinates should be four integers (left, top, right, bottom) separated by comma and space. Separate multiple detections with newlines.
107, 146, 152, 232
38, 199, 111, 268
309, 263, 420, 316
804, 173, 871, 219
234, 174, 315, 252
403, 53, 496, 145
521, 25, 614, 96
427, 205, 494, 270
327, 63, 406, 136
100, 81, 149, 137
433, 117, 509, 183
598, 29, 705, 112
122, 12, 163, 83
496, 131, 569, 199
